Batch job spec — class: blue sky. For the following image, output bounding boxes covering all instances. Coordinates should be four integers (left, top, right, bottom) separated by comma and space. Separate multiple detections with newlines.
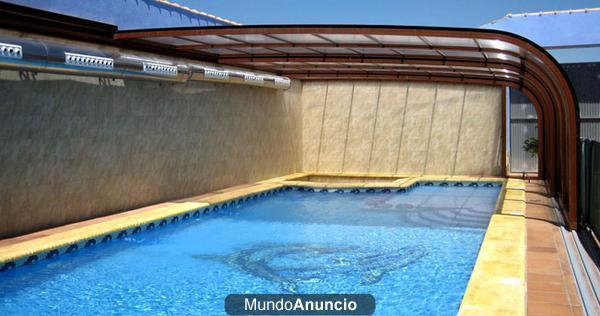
179, 0, 598, 27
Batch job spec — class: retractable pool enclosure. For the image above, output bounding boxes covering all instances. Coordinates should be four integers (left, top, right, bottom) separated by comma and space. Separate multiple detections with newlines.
0, 5, 580, 228
115, 25, 581, 230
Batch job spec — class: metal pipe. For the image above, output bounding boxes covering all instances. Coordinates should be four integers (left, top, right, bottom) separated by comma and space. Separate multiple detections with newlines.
0, 35, 290, 89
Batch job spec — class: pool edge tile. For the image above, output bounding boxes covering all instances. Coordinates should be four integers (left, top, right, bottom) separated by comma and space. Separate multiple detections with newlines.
458, 179, 526, 316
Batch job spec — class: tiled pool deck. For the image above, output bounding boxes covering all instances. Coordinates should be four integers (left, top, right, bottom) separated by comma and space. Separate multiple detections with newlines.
0, 173, 582, 315
525, 181, 583, 316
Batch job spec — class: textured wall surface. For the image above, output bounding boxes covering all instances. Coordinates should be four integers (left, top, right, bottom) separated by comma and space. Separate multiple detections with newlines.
0, 71, 302, 238
301, 81, 503, 176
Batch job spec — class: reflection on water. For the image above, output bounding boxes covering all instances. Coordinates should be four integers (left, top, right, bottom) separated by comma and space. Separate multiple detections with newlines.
194, 243, 427, 293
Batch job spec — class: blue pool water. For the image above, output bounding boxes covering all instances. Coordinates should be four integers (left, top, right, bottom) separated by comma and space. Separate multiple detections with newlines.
0, 185, 500, 315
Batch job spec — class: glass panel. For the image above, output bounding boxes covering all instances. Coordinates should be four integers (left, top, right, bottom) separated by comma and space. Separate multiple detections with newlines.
509, 88, 539, 173
184, 35, 242, 44
319, 34, 374, 44
309, 47, 356, 54
144, 37, 198, 46
368, 35, 425, 45
225, 34, 284, 44
394, 49, 440, 56
476, 39, 521, 54
490, 68, 520, 76
269, 34, 330, 43
230, 47, 281, 54
525, 51, 544, 65
350, 47, 399, 55
270, 47, 320, 54
423, 36, 478, 47
484, 52, 521, 64
439, 50, 485, 59
196, 48, 242, 55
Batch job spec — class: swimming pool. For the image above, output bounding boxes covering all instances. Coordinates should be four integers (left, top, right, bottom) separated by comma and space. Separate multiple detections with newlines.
0, 184, 500, 315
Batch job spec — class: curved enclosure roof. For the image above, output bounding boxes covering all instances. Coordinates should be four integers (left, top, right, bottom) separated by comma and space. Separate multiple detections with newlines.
482, 8, 600, 49
114, 25, 566, 86
115, 25, 580, 228
0, 3, 581, 229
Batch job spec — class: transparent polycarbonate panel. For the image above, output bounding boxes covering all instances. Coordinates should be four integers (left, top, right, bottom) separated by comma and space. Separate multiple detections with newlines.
368, 34, 426, 45
423, 36, 478, 47
270, 47, 320, 54
143, 37, 199, 46
490, 68, 520, 76
476, 39, 521, 54
484, 52, 521, 64
225, 34, 285, 44
319, 34, 375, 44
269, 34, 331, 43
197, 48, 242, 55
439, 50, 485, 59
394, 49, 441, 56
230, 47, 280, 54
350, 47, 399, 55
184, 35, 242, 44
309, 47, 356, 54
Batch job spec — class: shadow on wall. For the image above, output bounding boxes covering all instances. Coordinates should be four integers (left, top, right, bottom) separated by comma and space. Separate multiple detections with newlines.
0, 71, 302, 238
301, 81, 503, 176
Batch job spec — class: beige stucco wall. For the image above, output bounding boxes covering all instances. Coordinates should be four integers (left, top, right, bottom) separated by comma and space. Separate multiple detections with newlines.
0, 71, 302, 238
301, 81, 503, 176
0, 30, 504, 239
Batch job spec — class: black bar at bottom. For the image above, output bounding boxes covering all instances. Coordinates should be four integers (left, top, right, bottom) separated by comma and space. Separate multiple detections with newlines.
225, 294, 376, 315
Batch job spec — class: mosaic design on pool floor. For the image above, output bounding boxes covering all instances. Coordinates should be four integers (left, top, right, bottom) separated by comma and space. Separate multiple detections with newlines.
194, 243, 428, 293
0, 180, 501, 273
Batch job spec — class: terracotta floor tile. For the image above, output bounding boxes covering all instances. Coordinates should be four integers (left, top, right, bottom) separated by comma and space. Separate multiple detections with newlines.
528, 290, 570, 305
529, 246, 558, 253
528, 237, 558, 249
528, 280, 566, 292
529, 250, 562, 261
528, 302, 573, 315
527, 209, 558, 222
529, 258, 563, 275
526, 182, 583, 316
528, 273, 564, 284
